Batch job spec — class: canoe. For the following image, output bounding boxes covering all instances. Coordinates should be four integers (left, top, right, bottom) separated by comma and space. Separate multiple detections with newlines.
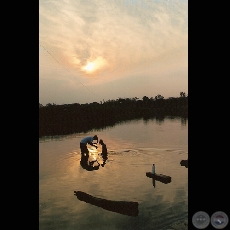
74, 191, 138, 217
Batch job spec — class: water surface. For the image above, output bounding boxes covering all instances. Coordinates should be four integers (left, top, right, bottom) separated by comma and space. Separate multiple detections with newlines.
39, 117, 188, 230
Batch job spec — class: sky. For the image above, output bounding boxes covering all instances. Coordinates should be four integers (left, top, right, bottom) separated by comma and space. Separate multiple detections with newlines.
39, 0, 188, 105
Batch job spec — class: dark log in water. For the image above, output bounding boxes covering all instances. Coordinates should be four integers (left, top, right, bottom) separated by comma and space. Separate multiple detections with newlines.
146, 172, 171, 184
74, 191, 138, 217
180, 159, 188, 168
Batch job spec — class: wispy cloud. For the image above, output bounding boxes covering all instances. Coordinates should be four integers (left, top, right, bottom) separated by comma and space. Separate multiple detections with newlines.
39, 0, 187, 104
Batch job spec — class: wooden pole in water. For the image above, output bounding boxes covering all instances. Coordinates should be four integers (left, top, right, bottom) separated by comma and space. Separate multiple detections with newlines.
152, 164, 155, 187
152, 164, 155, 174
152, 178, 156, 187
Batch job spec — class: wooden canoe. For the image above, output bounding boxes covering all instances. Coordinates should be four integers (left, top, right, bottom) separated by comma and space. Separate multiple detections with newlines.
74, 191, 138, 217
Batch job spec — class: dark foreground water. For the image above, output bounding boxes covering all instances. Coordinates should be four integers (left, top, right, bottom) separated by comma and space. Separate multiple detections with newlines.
39, 117, 188, 230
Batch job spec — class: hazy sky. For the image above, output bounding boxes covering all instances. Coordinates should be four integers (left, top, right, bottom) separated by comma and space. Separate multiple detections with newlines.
39, 0, 188, 105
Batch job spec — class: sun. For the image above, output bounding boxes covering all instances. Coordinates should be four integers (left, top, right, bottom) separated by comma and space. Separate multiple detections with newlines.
81, 57, 108, 74
82, 62, 95, 72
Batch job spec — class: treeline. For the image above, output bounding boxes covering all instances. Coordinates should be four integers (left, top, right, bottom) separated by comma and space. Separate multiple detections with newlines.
39, 93, 188, 138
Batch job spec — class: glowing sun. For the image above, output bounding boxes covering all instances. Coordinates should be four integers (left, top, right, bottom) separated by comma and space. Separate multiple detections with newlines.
81, 57, 108, 73
82, 62, 95, 72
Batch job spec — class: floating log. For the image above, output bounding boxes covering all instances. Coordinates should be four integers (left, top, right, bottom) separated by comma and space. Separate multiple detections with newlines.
74, 191, 138, 217
180, 159, 188, 168
146, 172, 171, 184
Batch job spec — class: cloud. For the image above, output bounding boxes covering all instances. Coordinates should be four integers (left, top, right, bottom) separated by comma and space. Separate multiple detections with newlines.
39, 0, 187, 80
39, 0, 188, 104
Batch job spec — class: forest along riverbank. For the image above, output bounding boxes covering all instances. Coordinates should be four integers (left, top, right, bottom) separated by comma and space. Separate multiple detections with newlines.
39, 95, 188, 137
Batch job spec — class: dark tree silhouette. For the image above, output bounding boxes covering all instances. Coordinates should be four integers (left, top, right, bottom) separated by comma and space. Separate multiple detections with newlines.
39, 93, 188, 137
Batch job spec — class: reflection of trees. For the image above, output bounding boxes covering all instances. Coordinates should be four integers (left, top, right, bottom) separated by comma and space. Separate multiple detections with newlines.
39, 93, 188, 138
181, 117, 187, 126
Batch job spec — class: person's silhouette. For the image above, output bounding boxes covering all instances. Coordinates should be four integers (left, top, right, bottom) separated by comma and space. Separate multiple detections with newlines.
99, 139, 108, 167
80, 135, 98, 155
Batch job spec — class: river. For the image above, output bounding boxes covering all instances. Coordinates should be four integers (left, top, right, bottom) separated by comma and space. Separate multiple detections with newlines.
39, 117, 188, 230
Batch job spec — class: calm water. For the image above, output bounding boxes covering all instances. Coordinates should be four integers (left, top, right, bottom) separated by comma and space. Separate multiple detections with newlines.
39, 117, 188, 230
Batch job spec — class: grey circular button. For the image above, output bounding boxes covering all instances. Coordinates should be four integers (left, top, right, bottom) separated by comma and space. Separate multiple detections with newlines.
192, 211, 210, 229
211, 211, 228, 229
